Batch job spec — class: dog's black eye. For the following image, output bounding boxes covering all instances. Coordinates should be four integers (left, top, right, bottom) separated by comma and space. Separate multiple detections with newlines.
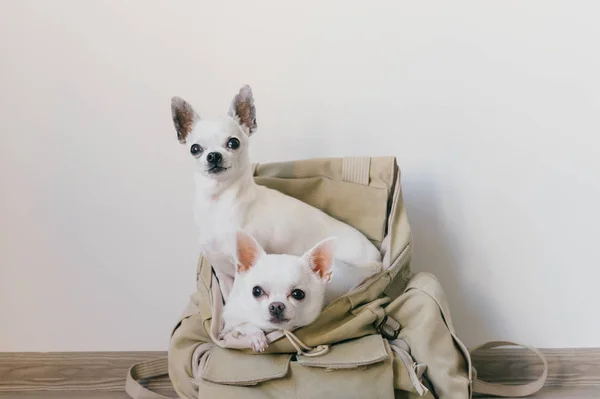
252, 286, 264, 298
190, 144, 203, 156
291, 289, 305, 301
226, 137, 240, 150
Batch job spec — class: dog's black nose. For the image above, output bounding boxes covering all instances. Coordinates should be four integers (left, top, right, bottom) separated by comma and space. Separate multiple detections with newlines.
268, 302, 286, 317
206, 152, 222, 165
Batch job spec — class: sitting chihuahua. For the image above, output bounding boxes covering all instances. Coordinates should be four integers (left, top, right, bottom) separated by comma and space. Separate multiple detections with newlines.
220, 230, 335, 352
171, 85, 381, 302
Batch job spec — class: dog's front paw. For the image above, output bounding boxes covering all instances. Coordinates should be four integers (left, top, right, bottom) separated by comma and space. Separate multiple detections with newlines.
221, 323, 268, 352
234, 324, 268, 353
246, 330, 268, 353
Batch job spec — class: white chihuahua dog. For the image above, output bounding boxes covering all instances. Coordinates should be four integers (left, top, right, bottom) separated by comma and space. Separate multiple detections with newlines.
220, 230, 335, 352
171, 85, 381, 302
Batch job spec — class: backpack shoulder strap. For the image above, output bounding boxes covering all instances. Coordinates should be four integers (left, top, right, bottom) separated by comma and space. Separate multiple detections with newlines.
470, 341, 548, 397
125, 357, 175, 399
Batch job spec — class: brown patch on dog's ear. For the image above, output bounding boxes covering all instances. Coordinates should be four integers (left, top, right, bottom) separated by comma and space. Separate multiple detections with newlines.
171, 97, 200, 144
236, 230, 265, 273
228, 85, 257, 136
304, 237, 336, 282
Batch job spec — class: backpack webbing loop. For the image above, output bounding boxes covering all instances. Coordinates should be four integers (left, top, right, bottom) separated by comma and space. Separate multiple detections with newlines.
376, 315, 401, 341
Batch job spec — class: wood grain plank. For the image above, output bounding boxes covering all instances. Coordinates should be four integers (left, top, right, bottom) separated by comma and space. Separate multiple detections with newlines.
477, 386, 600, 399
472, 348, 600, 388
0, 392, 135, 399
0, 352, 172, 392
0, 348, 599, 395
0, 386, 599, 399
0, 392, 176, 399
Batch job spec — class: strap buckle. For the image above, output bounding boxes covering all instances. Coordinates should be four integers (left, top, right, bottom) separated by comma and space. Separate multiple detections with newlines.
377, 315, 401, 340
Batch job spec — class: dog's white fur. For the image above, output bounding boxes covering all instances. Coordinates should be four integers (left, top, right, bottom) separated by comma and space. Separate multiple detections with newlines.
220, 230, 335, 352
171, 85, 382, 304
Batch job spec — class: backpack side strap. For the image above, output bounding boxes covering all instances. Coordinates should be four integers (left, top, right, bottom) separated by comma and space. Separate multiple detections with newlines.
125, 357, 175, 399
470, 341, 548, 397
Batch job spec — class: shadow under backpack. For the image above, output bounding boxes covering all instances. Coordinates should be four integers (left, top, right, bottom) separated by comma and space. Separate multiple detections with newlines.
125, 156, 548, 399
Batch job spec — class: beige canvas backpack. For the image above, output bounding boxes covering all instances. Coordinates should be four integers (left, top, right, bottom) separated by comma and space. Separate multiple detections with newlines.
125, 156, 548, 399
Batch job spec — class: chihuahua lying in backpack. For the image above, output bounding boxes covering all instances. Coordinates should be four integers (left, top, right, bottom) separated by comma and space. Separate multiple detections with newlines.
170, 85, 381, 305
220, 230, 335, 352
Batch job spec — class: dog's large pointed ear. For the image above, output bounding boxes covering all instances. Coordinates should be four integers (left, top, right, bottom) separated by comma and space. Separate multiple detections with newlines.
228, 85, 257, 136
303, 237, 336, 282
236, 229, 265, 273
171, 97, 200, 144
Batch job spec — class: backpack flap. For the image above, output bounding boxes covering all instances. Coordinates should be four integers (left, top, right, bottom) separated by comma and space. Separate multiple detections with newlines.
198, 346, 291, 386
294, 334, 396, 399
296, 334, 428, 397
295, 334, 388, 369
193, 348, 293, 399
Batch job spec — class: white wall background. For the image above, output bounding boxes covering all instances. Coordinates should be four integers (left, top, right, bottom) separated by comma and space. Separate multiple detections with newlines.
1, 1, 599, 351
